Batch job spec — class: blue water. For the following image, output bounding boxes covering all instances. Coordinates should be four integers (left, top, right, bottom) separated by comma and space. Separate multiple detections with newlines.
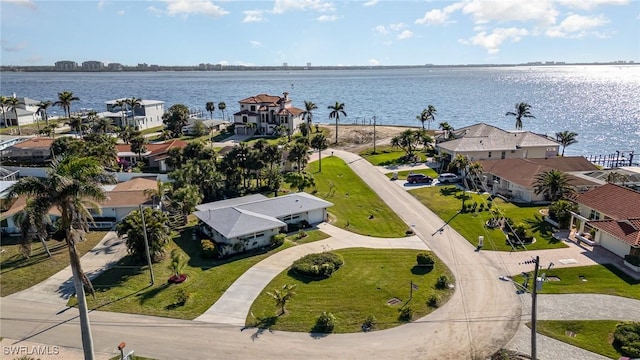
1, 66, 639, 157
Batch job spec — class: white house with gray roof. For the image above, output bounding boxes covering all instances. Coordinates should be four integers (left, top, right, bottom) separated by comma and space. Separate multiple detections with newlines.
0, 96, 43, 127
436, 123, 559, 163
103, 98, 165, 130
194, 192, 333, 254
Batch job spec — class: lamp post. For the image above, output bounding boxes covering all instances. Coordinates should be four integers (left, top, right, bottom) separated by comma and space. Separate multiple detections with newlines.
373, 116, 377, 154
520, 256, 541, 360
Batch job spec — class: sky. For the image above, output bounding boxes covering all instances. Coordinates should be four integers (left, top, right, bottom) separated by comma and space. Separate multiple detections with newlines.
1, 0, 639, 67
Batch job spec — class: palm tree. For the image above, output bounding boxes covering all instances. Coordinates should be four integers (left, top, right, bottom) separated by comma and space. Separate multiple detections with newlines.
36, 100, 53, 126
130, 134, 148, 161
125, 97, 143, 129
448, 154, 470, 175
555, 131, 578, 156
301, 100, 318, 129
533, 169, 575, 201
311, 133, 329, 172
66, 117, 86, 138
13, 200, 52, 258
54, 91, 80, 119
205, 101, 216, 119
287, 142, 309, 173
417, 105, 437, 130
245, 122, 257, 135
94, 117, 115, 135
8, 156, 113, 359
6, 96, 22, 135
117, 207, 171, 262
506, 102, 535, 130
218, 102, 226, 121
0, 96, 9, 128
467, 161, 484, 190
327, 101, 346, 144
144, 180, 172, 207
268, 283, 298, 316
118, 125, 136, 144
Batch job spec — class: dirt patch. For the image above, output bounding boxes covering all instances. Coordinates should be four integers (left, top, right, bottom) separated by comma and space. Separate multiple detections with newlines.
320, 124, 426, 153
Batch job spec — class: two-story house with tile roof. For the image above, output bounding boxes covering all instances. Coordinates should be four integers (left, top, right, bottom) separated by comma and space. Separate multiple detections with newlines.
116, 139, 187, 172
233, 92, 304, 136
436, 123, 560, 165
194, 192, 332, 255
570, 183, 640, 270
102, 98, 165, 130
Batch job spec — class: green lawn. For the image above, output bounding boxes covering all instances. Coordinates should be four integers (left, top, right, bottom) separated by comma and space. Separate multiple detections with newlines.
409, 186, 568, 251
534, 320, 624, 359
513, 264, 640, 300
247, 248, 454, 333
359, 146, 429, 166
0, 232, 107, 297
306, 156, 409, 238
384, 168, 439, 179
68, 228, 329, 319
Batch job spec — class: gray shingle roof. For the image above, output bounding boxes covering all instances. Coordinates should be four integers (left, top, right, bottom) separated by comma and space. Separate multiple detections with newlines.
196, 194, 268, 211
437, 123, 558, 152
194, 207, 286, 238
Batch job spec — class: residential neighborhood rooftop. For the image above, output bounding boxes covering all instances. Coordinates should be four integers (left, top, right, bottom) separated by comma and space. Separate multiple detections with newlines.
589, 218, 640, 247
438, 123, 559, 152
574, 183, 640, 220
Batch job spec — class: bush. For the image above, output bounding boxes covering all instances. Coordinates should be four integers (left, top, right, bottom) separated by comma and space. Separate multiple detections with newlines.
173, 288, 190, 306
613, 322, 640, 357
398, 306, 414, 322
296, 230, 307, 240
362, 315, 377, 332
427, 294, 440, 308
315, 311, 336, 333
416, 252, 435, 266
291, 252, 344, 278
436, 275, 449, 289
200, 239, 216, 259
271, 233, 286, 247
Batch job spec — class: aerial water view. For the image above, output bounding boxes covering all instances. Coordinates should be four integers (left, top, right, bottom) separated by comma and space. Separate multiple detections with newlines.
1, 1, 639, 360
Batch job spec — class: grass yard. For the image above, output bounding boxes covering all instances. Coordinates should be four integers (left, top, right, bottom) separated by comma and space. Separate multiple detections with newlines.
384, 168, 439, 180
287, 229, 330, 245
534, 320, 624, 359
359, 146, 429, 166
306, 156, 409, 238
68, 228, 329, 319
409, 186, 567, 251
513, 264, 640, 300
0, 231, 107, 297
247, 248, 454, 333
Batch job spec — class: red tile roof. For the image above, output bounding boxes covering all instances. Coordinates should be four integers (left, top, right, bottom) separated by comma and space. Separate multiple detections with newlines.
102, 191, 153, 207
590, 218, 640, 247
13, 137, 55, 149
116, 139, 187, 156
111, 177, 157, 191
239, 94, 285, 105
478, 157, 598, 188
574, 183, 640, 220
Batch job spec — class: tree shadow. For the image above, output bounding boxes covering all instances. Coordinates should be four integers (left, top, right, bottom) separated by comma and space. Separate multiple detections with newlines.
286, 268, 328, 284
525, 214, 559, 243
244, 316, 279, 341
411, 265, 433, 275
439, 187, 458, 197
140, 283, 171, 305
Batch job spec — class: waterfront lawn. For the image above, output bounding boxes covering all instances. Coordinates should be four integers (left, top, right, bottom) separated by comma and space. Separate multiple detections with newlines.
306, 156, 408, 238
359, 146, 428, 166
409, 186, 567, 251
0, 232, 106, 297
534, 320, 624, 359
247, 248, 454, 333
385, 168, 439, 180
512, 264, 640, 300
67, 228, 328, 319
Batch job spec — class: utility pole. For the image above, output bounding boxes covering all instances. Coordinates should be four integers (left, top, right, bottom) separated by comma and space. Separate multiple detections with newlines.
373, 116, 377, 153
521, 256, 540, 360
139, 205, 155, 285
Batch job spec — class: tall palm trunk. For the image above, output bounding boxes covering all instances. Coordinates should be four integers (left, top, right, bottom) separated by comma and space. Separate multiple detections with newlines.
68, 241, 95, 360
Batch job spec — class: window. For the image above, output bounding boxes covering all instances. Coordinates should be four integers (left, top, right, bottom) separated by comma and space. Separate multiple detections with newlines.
488, 152, 492, 158
589, 210, 601, 220
250, 105, 255, 111
501, 151, 506, 159
242, 116, 248, 123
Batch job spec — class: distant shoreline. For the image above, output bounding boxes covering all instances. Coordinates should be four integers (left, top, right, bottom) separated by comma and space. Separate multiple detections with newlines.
1, 62, 637, 73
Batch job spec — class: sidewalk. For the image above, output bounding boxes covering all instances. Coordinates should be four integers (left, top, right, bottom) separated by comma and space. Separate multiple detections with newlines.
195, 223, 427, 325
7, 231, 127, 305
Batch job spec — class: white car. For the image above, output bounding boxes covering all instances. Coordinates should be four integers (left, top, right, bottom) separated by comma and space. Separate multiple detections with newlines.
438, 173, 460, 183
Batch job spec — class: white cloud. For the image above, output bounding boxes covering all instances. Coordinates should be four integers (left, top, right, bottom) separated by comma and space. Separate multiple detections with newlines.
462, 0, 558, 26
272, 0, 335, 14
97, 1, 107, 11
2, 0, 36, 10
117, 9, 125, 16
545, 14, 609, 38
374, 25, 388, 34
415, 2, 464, 25
461, 27, 529, 54
162, 0, 229, 18
397, 30, 414, 40
317, 14, 338, 21
369, 58, 380, 65
243, 9, 265, 23
1, 40, 28, 52
363, 0, 379, 6
389, 22, 406, 31
250, 40, 263, 48
555, 0, 629, 10
147, 6, 163, 16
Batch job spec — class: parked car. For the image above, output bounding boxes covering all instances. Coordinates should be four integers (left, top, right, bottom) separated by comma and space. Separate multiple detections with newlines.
438, 173, 460, 183
406, 173, 433, 184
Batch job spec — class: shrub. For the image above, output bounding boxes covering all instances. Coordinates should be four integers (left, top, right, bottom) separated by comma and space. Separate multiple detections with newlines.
271, 233, 286, 247
613, 322, 640, 357
512, 222, 529, 239
416, 252, 435, 266
427, 294, 440, 308
362, 315, 377, 332
436, 275, 449, 289
487, 202, 493, 209
315, 312, 336, 333
174, 288, 191, 306
200, 239, 216, 259
296, 230, 307, 240
291, 252, 344, 278
398, 306, 414, 322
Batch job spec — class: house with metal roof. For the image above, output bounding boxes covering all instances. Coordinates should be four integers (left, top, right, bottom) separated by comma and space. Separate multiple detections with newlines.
103, 98, 165, 130
436, 123, 560, 164
569, 183, 640, 271
194, 192, 333, 255
233, 92, 305, 136
0, 96, 43, 127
